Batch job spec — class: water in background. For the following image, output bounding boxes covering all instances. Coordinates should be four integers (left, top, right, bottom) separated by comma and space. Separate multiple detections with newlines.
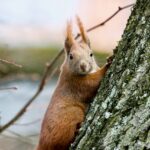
0, 79, 56, 149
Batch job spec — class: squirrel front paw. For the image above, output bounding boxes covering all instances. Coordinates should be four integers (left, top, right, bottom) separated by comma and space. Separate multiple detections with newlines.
106, 55, 114, 67
75, 123, 81, 136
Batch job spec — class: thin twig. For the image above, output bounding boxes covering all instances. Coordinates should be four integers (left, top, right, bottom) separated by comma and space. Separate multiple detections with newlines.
0, 68, 57, 133
1, 134, 33, 145
4, 130, 35, 145
0, 3, 134, 133
0, 87, 17, 91
0, 58, 22, 68
14, 119, 40, 126
27, 133, 39, 137
87, 4, 134, 32
7, 129, 24, 138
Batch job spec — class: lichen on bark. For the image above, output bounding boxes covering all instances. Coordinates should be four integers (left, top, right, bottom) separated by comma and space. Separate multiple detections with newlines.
70, 0, 150, 149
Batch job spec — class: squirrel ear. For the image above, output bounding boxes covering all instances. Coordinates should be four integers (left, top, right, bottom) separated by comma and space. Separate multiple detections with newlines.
76, 16, 90, 47
65, 20, 75, 54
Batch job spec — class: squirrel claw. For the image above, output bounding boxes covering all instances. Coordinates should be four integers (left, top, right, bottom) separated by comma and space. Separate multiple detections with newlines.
106, 55, 114, 67
107, 55, 114, 64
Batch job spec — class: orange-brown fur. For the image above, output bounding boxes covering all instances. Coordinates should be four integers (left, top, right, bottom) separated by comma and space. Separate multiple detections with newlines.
36, 64, 109, 150
36, 17, 112, 150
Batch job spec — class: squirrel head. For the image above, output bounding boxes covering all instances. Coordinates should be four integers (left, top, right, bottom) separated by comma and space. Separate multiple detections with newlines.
64, 16, 99, 75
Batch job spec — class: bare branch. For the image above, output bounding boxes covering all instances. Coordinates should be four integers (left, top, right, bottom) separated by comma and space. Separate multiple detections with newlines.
0, 3, 134, 133
3, 130, 35, 145
0, 87, 17, 91
86, 4, 134, 32
0, 58, 22, 68
14, 119, 40, 126
0, 68, 57, 133
27, 133, 39, 137
1, 133, 31, 144
7, 129, 24, 138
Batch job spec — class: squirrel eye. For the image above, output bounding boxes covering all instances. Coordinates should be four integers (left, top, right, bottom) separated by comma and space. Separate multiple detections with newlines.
69, 54, 73, 60
90, 53, 93, 57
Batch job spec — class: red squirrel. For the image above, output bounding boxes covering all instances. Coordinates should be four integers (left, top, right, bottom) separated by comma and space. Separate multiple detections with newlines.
36, 17, 113, 150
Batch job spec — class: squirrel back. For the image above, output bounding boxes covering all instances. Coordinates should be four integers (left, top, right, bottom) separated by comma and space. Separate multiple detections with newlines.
36, 16, 112, 150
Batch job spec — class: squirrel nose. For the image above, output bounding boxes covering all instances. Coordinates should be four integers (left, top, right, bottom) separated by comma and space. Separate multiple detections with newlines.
80, 63, 87, 72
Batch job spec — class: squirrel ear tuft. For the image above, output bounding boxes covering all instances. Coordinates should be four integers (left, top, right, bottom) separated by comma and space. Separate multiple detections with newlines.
76, 16, 90, 47
65, 20, 75, 54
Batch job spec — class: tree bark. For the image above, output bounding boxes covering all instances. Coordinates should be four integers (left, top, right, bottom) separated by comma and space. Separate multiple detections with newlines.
70, 0, 150, 149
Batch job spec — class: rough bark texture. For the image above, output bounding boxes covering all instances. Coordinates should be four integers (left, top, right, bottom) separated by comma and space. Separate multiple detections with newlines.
70, 0, 150, 149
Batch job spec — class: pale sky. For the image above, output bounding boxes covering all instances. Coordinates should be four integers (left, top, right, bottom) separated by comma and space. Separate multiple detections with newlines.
0, 0, 79, 26
0, 0, 136, 51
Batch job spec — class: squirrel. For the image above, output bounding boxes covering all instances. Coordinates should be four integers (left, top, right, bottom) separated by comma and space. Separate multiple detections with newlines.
36, 16, 113, 150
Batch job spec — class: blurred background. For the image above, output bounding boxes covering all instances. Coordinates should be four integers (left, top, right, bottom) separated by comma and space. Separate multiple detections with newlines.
0, 0, 135, 150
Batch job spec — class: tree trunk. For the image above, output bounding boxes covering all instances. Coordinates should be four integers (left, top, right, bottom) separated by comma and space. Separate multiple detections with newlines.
70, 0, 150, 149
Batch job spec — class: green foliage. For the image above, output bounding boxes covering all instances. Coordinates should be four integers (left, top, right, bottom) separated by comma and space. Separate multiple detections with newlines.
0, 46, 109, 77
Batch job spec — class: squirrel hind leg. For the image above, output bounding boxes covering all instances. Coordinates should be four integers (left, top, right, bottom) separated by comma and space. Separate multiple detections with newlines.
46, 124, 77, 150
